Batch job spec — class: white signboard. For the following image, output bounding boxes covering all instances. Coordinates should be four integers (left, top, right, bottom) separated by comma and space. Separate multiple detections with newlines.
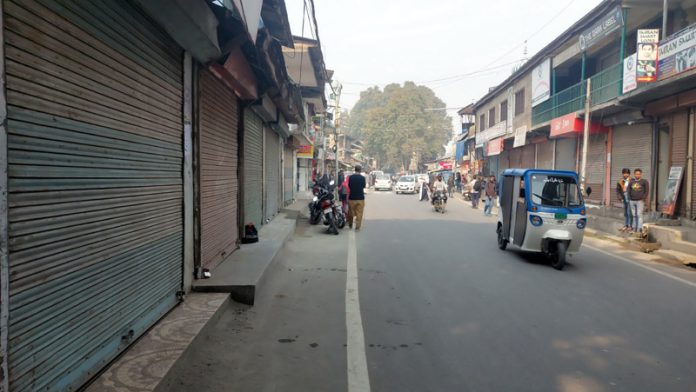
513, 126, 528, 148
475, 121, 506, 144
622, 53, 637, 93
532, 58, 551, 107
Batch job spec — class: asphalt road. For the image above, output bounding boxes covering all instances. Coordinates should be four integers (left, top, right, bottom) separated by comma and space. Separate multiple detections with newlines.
158, 190, 696, 392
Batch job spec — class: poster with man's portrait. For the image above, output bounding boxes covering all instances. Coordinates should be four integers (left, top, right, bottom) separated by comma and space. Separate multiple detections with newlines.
637, 29, 659, 82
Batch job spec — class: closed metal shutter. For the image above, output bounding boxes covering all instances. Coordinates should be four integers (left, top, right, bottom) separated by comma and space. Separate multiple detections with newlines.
243, 109, 263, 228
582, 133, 607, 204
5, 1, 183, 391
498, 149, 509, 171
555, 137, 577, 171
284, 145, 294, 204
536, 141, 554, 169
199, 69, 239, 270
264, 126, 281, 222
668, 111, 688, 215
487, 155, 499, 176
611, 123, 653, 207
521, 144, 535, 168
509, 147, 523, 168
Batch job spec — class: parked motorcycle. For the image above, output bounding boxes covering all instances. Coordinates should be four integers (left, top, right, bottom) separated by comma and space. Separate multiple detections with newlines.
308, 182, 327, 225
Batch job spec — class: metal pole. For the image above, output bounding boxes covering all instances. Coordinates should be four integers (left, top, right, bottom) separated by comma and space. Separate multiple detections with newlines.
182, 52, 194, 290
687, 108, 694, 218
619, 8, 628, 95
663, 0, 669, 40
581, 52, 587, 81
581, 78, 592, 194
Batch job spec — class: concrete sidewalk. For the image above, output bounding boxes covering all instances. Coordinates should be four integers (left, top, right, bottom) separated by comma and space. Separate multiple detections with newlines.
85, 197, 311, 392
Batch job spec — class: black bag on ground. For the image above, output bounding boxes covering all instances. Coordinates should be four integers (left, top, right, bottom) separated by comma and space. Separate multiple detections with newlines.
242, 223, 259, 244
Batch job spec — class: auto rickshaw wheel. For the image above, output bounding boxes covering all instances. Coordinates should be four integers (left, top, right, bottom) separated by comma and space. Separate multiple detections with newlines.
551, 241, 567, 270
497, 226, 507, 250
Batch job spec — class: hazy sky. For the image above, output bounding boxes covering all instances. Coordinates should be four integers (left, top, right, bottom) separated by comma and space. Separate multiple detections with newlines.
284, 0, 603, 130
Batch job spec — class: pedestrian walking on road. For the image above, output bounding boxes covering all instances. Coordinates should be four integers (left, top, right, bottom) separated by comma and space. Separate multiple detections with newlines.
628, 168, 649, 233
455, 172, 462, 193
484, 175, 497, 216
447, 175, 455, 198
616, 168, 633, 232
471, 176, 483, 209
347, 165, 367, 230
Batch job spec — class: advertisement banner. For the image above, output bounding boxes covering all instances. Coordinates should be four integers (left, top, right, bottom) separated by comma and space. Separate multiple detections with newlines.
661, 166, 684, 216
513, 126, 528, 148
439, 161, 453, 170
622, 53, 638, 93
637, 29, 659, 82
487, 138, 504, 156
297, 145, 314, 159
579, 6, 623, 51
531, 58, 551, 107
658, 23, 696, 81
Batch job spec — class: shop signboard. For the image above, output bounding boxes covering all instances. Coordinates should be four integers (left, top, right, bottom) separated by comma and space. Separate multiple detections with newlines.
531, 58, 551, 107
297, 145, 314, 159
622, 53, 638, 93
658, 23, 696, 80
637, 29, 660, 82
661, 166, 684, 216
439, 161, 453, 170
487, 138, 504, 156
513, 126, 528, 148
579, 6, 623, 51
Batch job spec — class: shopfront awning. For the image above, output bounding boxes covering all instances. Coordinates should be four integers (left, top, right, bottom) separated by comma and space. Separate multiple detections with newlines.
550, 113, 608, 138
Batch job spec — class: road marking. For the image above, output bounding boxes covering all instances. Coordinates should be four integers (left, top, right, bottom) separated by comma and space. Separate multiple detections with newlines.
585, 244, 696, 289
346, 230, 371, 392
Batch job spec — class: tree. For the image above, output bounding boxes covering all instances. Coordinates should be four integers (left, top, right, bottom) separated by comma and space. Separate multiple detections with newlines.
347, 82, 451, 171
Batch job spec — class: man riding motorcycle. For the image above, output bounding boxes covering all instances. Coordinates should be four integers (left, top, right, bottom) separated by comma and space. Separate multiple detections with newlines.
431, 175, 448, 204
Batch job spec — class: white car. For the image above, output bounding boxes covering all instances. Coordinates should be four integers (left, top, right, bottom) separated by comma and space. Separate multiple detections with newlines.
395, 175, 417, 194
374, 175, 392, 191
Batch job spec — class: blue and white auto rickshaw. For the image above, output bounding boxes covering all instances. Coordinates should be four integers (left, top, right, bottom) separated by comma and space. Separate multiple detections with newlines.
496, 169, 591, 270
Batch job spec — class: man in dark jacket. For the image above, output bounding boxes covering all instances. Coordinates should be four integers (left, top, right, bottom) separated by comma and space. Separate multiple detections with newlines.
483, 175, 498, 216
628, 168, 649, 233
616, 168, 632, 232
347, 165, 367, 230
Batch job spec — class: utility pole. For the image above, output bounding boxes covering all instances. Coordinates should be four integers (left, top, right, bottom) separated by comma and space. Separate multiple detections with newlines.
580, 78, 591, 195
331, 80, 342, 186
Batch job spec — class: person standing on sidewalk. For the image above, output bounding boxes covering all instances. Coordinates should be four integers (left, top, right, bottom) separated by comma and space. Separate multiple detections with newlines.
628, 168, 649, 233
616, 168, 633, 232
347, 165, 367, 230
447, 175, 455, 198
484, 175, 498, 216
471, 175, 483, 209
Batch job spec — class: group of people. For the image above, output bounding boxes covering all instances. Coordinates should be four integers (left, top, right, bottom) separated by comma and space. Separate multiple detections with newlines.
616, 168, 649, 233
468, 175, 498, 216
338, 165, 367, 231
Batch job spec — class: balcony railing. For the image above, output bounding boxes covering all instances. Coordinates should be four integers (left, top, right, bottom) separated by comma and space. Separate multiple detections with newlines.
532, 62, 623, 126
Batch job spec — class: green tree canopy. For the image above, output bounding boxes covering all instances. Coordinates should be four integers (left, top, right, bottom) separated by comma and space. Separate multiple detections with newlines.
345, 82, 451, 171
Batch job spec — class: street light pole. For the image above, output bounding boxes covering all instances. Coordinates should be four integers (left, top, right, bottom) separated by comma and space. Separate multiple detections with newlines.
580, 78, 591, 195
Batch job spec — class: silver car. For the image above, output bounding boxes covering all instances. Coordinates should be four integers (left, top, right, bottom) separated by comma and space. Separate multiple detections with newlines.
395, 175, 417, 194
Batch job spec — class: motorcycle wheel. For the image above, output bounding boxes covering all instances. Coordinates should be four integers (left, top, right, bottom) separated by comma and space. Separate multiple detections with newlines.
309, 210, 321, 225
551, 242, 567, 270
336, 212, 346, 229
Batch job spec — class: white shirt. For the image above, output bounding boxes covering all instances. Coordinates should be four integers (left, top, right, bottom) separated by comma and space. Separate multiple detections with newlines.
433, 180, 447, 192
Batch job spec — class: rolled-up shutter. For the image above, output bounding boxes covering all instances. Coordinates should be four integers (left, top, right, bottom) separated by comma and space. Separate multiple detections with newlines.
521, 144, 535, 168
243, 109, 263, 228
5, 1, 183, 390
611, 123, 652, 207
199, 69, 239, 270
583, 133, 607, 204
264, 126, 281, 222
555, 137, 577, 172
667, 111, 688, 215
536, 140, 554, 169
284, 145, 294, 204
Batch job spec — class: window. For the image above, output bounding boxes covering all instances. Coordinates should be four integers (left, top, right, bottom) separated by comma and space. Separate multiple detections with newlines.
488, 108, 495, 127
500, 100, 508, 122
479, 114, 486, 129
530, 174, 583, 208
515, 89, 525, 115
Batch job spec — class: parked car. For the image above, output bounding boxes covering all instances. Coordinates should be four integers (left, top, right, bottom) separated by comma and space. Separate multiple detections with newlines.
374, 175, 392, 191
395, 175, 417, 194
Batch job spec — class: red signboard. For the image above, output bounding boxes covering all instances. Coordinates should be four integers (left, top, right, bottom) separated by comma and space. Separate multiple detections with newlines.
487, 138, 504, 156
439, 161, 453, 170
550, 113, 608, 138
